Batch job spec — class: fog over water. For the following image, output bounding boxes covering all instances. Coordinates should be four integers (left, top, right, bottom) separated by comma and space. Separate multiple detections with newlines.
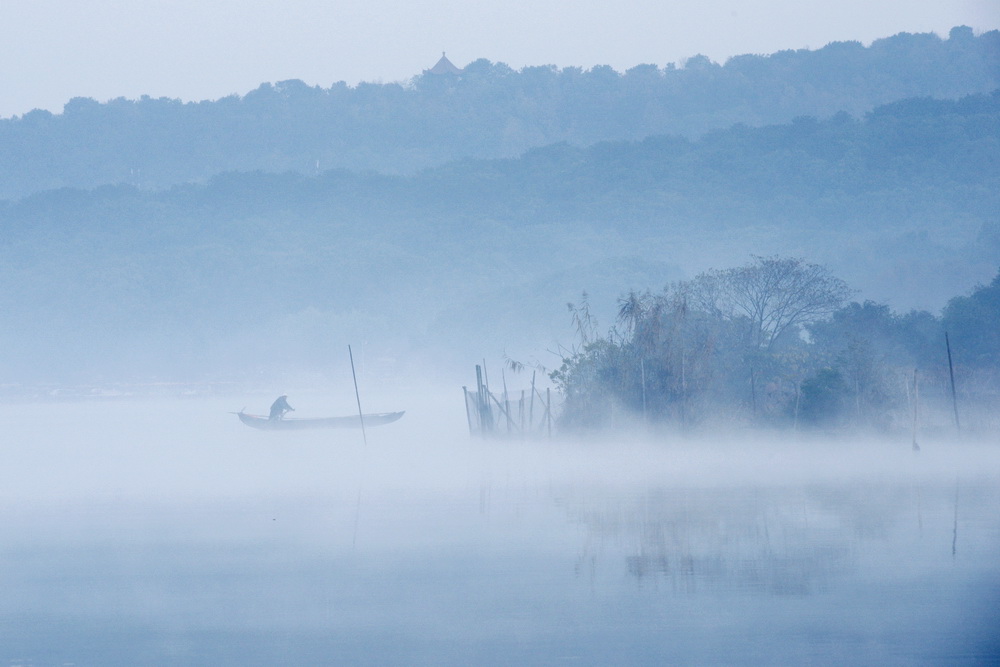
2, 389, 997, 664
2, 3, 997, 663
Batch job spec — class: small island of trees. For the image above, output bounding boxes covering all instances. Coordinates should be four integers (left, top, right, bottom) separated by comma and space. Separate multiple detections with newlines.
551, 256, 1000, 436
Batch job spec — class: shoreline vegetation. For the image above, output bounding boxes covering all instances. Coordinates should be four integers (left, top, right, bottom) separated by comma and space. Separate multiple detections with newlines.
545, 257, 999, 436
0, 26, 997, 438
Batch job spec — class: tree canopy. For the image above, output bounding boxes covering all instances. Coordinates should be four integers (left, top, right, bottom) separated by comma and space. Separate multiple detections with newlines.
0, 87, 997, 384
943, 270, 1000, 368
553, 263, 999, 433
0, 27, 996, 200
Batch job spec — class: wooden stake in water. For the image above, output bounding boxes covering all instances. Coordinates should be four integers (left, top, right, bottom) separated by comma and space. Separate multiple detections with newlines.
529, 371, 536, 431
911, 368, 920, 452
501, 369, 512, 432
349, 344, 367, 445
945, 332, 960, 431
462, 386, 475, 437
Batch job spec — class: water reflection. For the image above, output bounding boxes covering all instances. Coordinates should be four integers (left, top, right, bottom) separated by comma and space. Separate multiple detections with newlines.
0, 398, 998, 665
567, 488, 855, 595
562, 483, 966, 592
554, 478, 999, 664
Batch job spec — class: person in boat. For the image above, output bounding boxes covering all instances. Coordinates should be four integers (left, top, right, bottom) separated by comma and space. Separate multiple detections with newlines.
269, 395, 294, 420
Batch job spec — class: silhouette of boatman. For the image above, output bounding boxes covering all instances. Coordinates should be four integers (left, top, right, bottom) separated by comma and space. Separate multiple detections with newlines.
269, 395, 294, 420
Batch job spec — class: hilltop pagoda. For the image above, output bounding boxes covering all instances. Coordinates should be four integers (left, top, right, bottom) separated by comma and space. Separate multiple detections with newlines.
424, 52, 463, 76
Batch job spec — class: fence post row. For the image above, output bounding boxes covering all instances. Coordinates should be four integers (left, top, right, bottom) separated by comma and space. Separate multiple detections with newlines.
464, 365, 552, 438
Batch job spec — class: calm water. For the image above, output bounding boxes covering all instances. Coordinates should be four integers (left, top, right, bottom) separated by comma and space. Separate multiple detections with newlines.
1, 397, 998, 665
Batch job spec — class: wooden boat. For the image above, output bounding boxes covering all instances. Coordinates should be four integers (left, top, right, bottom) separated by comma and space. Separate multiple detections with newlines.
235, 410, 404, 431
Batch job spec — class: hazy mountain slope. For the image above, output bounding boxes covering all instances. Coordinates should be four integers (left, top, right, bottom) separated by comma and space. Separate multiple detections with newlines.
0, 27, 996, 200
1, 92, 996, 383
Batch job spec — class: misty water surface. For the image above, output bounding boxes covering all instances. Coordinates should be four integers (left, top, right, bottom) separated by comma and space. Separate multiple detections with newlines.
1, 393, 998, 665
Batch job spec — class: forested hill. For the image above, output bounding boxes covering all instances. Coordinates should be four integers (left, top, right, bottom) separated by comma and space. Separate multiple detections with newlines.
1, 26, 997, 200
1, 91, 997, 382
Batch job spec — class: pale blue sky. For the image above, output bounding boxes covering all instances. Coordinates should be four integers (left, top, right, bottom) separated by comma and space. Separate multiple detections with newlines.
1, 0, 996, 118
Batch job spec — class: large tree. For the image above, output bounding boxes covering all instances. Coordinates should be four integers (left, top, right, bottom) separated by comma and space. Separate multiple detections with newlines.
553, 256, 853, 428
694, 255, 853, 352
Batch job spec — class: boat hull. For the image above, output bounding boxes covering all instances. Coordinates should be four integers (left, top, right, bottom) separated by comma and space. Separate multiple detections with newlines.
236, 411, 404, 431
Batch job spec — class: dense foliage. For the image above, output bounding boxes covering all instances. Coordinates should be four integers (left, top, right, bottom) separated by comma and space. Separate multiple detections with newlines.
552, 261, 1000, 433
942, 272, 1000, 369
0, 27, 996, 200
1, 87, 997, 383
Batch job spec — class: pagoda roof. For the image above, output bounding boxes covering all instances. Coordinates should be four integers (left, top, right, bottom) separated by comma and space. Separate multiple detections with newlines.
426, 52, 463, 76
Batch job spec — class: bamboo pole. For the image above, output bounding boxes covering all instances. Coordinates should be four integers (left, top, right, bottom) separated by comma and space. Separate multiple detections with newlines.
680, 351, 687, 430
463, 386, 475, 437
529, 371, 536, 430
476, 365, 490, 435
945, 332, 961, 431
911, 369, 920, 451
488, 392, 521, 432
349, 344, 367, 446
501, 369, 512, 432
520, 390, 526, 433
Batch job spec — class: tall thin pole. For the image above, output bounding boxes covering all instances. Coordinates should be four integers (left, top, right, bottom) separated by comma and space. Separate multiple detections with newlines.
945, 332, 960, 431
520, 390, 525, 433
476, 364, 490, 434
911, 369, 920, 452
680, 351, 687, 429
502, 369, 512, 432
529, 371, 536, 431
349, 344, 367, 445
462, 386, 475, 437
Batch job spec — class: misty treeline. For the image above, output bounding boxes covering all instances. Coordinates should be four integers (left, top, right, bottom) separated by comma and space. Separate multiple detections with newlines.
0, 87, 997, 383
552, 257, 1000, 433
0, 26, 996, 200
